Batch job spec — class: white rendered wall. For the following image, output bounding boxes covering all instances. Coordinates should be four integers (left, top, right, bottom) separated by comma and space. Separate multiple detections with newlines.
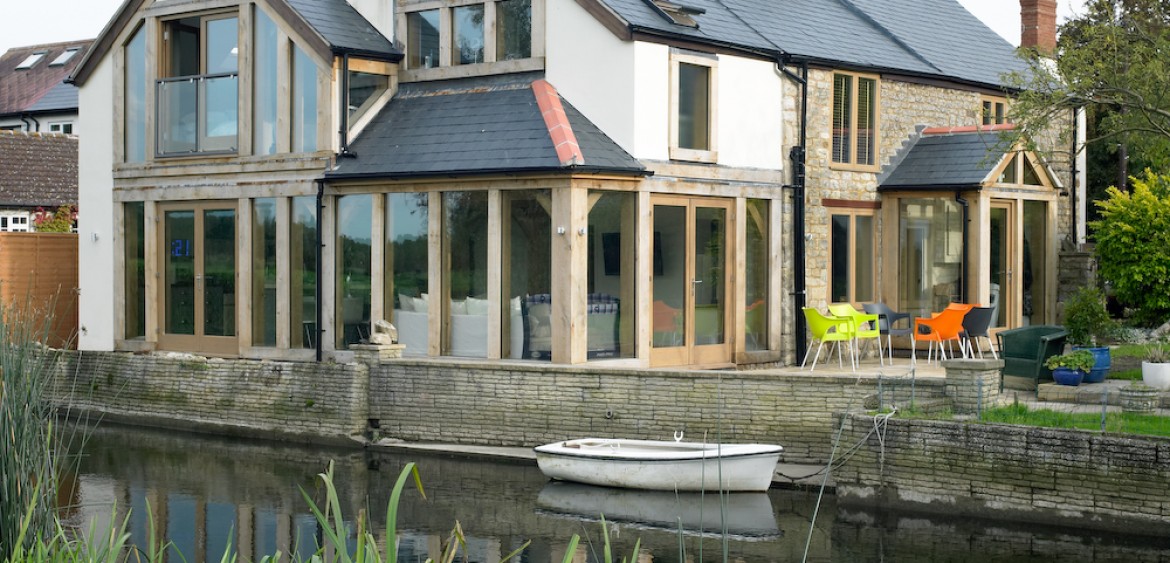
545, 0, 637, 154
77, 55, 115, 351
348, 0, 395, 43
631, 42, 670, 161
716, 56, 783, 170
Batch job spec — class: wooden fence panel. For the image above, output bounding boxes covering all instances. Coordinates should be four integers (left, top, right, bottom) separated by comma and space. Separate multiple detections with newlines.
0, 233, 79, 349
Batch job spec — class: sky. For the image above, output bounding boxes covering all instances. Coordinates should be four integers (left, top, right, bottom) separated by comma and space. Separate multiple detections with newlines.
0, 0, 1089, 56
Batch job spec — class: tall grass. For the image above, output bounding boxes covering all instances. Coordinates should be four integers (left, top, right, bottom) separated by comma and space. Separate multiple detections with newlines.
1, 293, 68, 558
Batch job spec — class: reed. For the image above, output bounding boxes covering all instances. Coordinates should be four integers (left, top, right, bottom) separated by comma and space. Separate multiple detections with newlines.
1, 293, 68, 558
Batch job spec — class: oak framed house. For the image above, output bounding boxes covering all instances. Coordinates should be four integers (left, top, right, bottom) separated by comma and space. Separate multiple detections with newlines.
72, 0, 1078, 368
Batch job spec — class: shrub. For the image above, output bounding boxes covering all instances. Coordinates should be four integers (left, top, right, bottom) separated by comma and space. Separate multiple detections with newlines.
1091, 171, 1170, 326
1044, 349, 1096, 372
1063, 286, 1114, 345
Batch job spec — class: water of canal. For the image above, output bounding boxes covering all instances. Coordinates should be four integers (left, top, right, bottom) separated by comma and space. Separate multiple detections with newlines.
65, 423, 1169, 563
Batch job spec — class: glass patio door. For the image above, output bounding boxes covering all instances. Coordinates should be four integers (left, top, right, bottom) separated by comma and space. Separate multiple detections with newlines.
990, 199, 1048, 329
651, 197, 733, 367
159, 202, 238, 355
989, 202, 1013, 329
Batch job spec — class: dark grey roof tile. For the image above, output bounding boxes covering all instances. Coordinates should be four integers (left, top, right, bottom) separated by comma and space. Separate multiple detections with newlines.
283, 0, 400, 58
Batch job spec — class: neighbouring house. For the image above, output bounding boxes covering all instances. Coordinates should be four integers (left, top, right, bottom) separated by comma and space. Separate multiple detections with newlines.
0, 130, 78, 231
0, 40, 92, 134
69, 0, 1079, 367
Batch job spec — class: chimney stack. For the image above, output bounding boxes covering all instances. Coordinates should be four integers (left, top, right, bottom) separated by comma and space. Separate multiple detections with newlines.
1020, 0, 1058, 51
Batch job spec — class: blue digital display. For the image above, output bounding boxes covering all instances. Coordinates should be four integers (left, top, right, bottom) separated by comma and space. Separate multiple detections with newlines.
171, 239, 193, 258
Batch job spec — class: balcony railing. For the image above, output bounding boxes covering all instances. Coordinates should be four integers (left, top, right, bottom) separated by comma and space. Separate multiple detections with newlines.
156, 73, 239, 157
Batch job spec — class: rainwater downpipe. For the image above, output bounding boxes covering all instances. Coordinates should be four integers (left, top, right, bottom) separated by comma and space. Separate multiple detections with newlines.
955, 191, 969, 302
778, 57, 809, 361
315, 179, 325, 362
1070, 106, 1079, 246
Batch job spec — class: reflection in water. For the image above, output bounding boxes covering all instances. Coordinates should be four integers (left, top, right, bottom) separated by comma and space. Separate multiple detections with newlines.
69, 423, 1170, 563
536, 482, 780, 541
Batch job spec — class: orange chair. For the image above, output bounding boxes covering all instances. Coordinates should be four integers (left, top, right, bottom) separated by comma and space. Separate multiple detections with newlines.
913, 305, 969, 364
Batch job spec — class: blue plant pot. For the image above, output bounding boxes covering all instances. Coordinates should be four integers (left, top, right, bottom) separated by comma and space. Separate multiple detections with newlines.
1073, 346, 1111, 383
1052, 367, 1085, 386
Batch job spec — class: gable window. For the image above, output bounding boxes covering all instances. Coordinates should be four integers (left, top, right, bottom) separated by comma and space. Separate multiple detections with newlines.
253, 7, 279, 156
291, 45, 319, 153
982, 96, 1007, 125
830, 207, 875, 304
670, 51, 717, 162
832, 72, 878, 168
157, 13, 239, 156
997, 152, 1048, 187
125, 25, 147, 162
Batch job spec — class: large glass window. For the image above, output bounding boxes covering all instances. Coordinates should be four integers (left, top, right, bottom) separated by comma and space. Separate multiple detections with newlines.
830, 210, 875, 304
587, 191, 636, 359
347, 70, 389, 123
252, 199, 277, 346
496, 0, 531, 61
898, 199, 962, 318
157, 15, 239, 156
292, 45, 318, 153
1023, 201, 1047, 326
253, 8, 278, 156
337, 195, 372, 348
443, 192, 488, 357
125, 26, 146, 163
124, 202, 146, 339
290, 197, 317, 349
407, 10, 440, 69
386, 193, 429, 357
832, 73, 877, 167
744, 199, 769, 351
503, 190, 551, 361
452, 5, 485, 65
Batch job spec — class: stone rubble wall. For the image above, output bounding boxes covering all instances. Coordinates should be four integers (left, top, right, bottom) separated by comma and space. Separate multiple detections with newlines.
833, 416, 1170, 531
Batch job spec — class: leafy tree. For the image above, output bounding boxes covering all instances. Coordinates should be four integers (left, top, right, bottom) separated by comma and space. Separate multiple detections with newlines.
1089, 170, 1170, 325
32, 205, 76, 233
1008, 0, 1170, 204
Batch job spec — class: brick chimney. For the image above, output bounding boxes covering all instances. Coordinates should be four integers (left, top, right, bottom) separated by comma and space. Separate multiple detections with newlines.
1020, 0, 1057, 51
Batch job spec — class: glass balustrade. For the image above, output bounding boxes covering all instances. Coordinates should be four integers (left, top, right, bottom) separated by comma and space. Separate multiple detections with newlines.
156, 73, 238, 156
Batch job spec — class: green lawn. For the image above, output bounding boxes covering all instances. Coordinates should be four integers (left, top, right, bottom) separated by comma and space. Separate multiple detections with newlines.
900, 402, 1170, 438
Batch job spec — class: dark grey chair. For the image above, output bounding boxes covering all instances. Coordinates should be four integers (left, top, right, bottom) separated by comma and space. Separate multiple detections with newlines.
863, 303, 912, 361
960, 306, 997, 359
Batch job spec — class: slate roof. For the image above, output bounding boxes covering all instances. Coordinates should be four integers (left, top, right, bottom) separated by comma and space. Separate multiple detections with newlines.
0, 131, 78, 207
596, 0, 1026, 88
0, 41, 91, 117
327, 75, 646, 180
878, 128, 1006, 190
282, 0, 401, 59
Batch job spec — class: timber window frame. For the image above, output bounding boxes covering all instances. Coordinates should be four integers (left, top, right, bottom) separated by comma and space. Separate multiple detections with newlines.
828, 205, 877, 305
669, 50, 718, 163
982, 95, 1008, 126
831, 71, 879, 170
399, 0, 542, 81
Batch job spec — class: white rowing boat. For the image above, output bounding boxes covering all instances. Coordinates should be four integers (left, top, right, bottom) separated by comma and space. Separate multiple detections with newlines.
533, 438, 783, 492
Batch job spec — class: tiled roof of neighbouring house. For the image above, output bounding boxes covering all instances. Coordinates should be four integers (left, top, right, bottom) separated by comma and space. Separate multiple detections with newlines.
326, 74, 647, 180
595, 0, 1026, 88
283, 0, 401, 59
0, 131, 78, 207
0, 40, 91, 117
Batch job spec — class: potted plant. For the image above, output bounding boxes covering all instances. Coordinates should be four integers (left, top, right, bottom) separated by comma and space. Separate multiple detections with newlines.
1142, 342, 1170, 390
1063, 286, 1114, 383
1043, 349, 1095, 386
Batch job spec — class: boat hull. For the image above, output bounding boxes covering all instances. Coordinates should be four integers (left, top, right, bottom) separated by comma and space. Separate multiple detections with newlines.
534, 438, 783, 492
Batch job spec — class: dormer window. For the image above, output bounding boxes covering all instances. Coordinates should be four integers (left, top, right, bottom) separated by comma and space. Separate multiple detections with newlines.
49, 48, 80, 67
452, 5, 485, 65
407, 10, 440, 69
15, 52, 46, 70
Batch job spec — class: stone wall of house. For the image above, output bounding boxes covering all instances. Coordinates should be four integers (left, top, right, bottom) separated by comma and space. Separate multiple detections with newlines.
833, 416, 1170, 530
50, 351, 370, 443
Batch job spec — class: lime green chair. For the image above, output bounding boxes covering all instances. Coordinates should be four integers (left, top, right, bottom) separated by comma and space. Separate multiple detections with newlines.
802, 307, 855, 371
828, 302, 886, 366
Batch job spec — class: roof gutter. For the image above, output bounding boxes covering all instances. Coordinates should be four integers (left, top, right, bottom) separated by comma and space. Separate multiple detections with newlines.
323, 165, 652, 183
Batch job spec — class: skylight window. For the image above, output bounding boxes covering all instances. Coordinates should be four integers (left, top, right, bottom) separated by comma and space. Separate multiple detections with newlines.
48, 48, 79, 66
15, 52, 46, 70
645, 0, 704, 28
